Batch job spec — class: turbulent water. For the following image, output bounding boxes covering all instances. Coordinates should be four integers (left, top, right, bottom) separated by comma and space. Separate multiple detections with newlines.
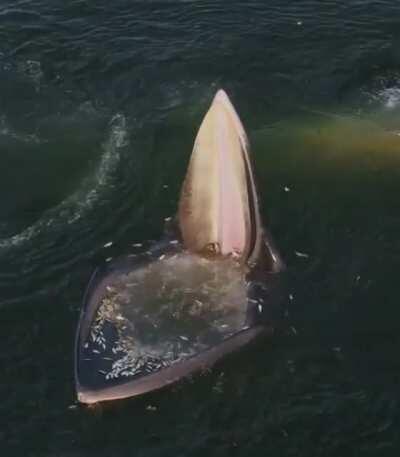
79, 252, 249, 387
2, 1, 400, 456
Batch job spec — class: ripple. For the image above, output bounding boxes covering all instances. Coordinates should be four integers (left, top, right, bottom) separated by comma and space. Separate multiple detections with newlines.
0, 112, 128, 250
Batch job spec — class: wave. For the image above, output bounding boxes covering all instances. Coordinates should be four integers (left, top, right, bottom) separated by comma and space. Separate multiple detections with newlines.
0, 113, 128, 250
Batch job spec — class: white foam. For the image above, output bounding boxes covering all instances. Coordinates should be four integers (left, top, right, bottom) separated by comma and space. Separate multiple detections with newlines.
382, 87, 400, 109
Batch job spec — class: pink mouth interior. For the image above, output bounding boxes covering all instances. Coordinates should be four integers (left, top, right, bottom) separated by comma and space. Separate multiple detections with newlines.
217, 106, 247, 256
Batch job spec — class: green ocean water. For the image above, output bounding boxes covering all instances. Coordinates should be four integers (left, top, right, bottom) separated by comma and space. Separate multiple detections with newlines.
1, 1, 400, 455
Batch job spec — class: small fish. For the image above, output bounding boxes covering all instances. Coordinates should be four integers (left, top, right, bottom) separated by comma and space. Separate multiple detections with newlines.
132, 243, 143, 248
103, 241, 113, 248
295, 251, 309, 258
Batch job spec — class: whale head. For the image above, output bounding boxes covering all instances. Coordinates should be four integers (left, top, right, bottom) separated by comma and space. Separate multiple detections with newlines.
179, 89, 282, 271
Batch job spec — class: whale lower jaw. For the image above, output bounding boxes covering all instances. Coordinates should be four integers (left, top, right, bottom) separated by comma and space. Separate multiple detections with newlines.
77, 325, 268, 405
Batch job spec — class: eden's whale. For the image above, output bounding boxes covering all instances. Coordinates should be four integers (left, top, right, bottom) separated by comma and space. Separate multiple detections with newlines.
74, 90, 284, 404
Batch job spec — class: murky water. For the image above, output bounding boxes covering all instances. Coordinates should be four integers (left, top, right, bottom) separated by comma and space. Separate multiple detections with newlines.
1, 1, 400, 455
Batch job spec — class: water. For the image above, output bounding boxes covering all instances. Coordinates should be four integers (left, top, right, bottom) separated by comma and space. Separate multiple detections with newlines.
78, 252, 249, 388
1, 1, 400, 455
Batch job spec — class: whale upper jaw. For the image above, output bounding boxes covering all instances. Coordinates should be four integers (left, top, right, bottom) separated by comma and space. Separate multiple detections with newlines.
178, 89, 283, 271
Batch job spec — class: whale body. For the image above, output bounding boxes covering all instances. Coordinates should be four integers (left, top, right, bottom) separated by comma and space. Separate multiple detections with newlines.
74, 90, 284, 404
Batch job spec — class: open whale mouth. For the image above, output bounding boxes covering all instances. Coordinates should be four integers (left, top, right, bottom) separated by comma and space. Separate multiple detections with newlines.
75, 90, 283, 404
179, 90, 282, 270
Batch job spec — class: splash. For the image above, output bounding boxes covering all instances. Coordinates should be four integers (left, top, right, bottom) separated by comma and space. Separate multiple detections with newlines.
360, 72, 400, 111
381, 87, 400, 109
17, 60, 43, 92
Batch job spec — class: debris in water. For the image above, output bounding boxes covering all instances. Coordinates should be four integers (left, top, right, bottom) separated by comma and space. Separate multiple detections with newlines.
290, 326, 298, 335
289, 294, 294, 301
287, 360, 295, 373
146, 405, 157, 412
281, 428, 289, 438
295, 251, 309, 258
284, 186, 291, 192
105, 257, 112, 262
284, 308, 289, 318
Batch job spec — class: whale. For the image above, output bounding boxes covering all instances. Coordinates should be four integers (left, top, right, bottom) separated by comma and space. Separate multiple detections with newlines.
74, 90, 284, 404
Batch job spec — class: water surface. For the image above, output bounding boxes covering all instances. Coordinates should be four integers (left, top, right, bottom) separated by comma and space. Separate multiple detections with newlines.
1, 1, 400, 455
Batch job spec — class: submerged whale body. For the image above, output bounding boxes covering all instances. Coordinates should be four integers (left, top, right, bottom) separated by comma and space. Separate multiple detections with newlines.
75, 90, 284, 404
